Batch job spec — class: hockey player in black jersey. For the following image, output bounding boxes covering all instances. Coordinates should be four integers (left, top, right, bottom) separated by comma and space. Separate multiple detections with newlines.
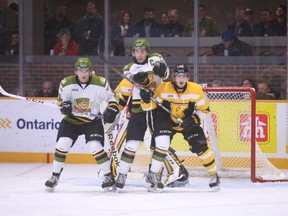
140, 64, 220, 190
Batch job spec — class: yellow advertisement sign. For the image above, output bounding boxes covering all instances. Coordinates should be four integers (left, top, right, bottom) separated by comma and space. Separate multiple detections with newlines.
170, 102, 277, 154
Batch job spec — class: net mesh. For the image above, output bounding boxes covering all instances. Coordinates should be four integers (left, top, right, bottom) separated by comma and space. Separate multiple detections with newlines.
126, 88, 288, 181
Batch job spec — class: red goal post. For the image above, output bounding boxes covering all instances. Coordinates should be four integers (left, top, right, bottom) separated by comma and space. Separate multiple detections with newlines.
127, 87, 288, 182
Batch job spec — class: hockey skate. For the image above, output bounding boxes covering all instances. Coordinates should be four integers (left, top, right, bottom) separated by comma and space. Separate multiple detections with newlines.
115, 173, 127, 190
102, 172, 115, 191
145, 171, 164, 193
209, 173, 220, 191
45, 174, 60, 192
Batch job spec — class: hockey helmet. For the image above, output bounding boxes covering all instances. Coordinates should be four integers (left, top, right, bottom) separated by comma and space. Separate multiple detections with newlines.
174, 64, 189, 74
131, 38, 150, 52
75, 57, 92, 71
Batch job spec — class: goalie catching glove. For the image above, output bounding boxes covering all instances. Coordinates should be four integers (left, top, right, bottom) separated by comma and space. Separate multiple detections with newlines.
153, 62, 167, 77
103, 105, 119, 124
60, 101, 72, 115
140, 89, 152, 104
180, 114, 200, 131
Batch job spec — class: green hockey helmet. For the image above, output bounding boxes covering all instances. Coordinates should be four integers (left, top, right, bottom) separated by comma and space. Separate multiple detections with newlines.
75, 57, 92, 71
131, 38, 150, 52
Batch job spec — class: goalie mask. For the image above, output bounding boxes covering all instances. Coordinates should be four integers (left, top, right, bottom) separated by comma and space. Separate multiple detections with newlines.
173, 64, 189, 91
131, 38, 150, 64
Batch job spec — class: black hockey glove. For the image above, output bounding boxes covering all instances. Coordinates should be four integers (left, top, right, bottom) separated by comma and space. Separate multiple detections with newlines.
133, 72, 149, 86
140, 89, 152, 104
153, 62, 167, 77
181, 114, 200, 131
183, 102, 196, 116
161, 100, 171, 111
60, 101, 72, 115
103, 106, 119, 124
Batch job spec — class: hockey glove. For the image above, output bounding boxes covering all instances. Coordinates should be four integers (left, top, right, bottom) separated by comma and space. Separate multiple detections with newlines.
103, 106, 119, 124
183, 102, 196, 116
181, 114, 200, 131
140, 89, 152, 104
153, 62, 167, 77
60, 101, 72, 115
133, 72, 149, 86
161, 100, 171, 111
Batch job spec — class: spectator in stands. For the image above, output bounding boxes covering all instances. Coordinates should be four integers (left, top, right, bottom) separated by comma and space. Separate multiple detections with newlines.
0, 0, 18, 55
159, 11, 169, 37
8, 2, 18, 13
44, 2, 74, 55
240, 78, 257, 99
111, 10, 132, 56
35, 81, 58, 97
184, 4, 220, 37
280, 50, 288, 56
244, 8, 256, 32
128, 6, 161, 37
240, 78, 257, 89
256, 80, 281, 100
227, 7, 253, 37
166, 9, 184, 37
74, 0, 104, 55
211, 80, 222, 87
210, 29, 253, 56
272, 5, 287, 36
53, 28, 79, 56
5, 30, 19, 55
254, 8, 279, 36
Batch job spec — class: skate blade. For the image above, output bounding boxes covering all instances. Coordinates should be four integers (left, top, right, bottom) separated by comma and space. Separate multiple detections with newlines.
45, 186, 55, 193
103, 185, 116, 192
147, 186, 163, 193
145, 182, 163, 193
210, 186, 220, 192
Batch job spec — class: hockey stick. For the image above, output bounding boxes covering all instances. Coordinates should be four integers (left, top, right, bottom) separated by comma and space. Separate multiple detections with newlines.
104, 118, 121, 177
99, 55, 183, 123
0, 84, 103, 119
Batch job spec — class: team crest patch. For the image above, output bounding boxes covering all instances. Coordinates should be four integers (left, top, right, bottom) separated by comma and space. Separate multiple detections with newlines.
74, 98, 92, 115
100, 77, 106, 84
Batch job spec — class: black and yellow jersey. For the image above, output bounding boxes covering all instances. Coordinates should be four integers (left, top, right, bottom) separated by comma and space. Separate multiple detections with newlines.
114, 78, 133, 111
141, 81, 209, 131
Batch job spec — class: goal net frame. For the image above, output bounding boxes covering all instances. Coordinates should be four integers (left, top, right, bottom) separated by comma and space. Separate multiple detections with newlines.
204, 87, 257, 182
112, 87, 288, 182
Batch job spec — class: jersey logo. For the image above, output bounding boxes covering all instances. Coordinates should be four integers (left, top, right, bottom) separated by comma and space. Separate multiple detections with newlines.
100, 77, 106, 84
74, 98, 92, 115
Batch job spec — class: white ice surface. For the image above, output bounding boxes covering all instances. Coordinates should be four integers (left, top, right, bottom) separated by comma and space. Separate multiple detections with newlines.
1, 163, 288, 216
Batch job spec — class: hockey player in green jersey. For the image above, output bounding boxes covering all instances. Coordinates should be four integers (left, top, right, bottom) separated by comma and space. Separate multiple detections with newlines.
45, 57, 120, 192
114, 38, 176, 192
113, 78, 189, 187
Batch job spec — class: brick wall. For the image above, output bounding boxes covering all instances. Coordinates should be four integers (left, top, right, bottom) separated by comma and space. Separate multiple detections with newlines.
0, 61, 286, 99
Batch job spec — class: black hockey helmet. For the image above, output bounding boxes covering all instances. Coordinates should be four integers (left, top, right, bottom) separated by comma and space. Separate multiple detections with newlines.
173, 64, 189, 78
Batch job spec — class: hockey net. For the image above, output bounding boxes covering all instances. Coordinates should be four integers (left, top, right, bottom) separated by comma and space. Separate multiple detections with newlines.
126, 87, 288, 182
